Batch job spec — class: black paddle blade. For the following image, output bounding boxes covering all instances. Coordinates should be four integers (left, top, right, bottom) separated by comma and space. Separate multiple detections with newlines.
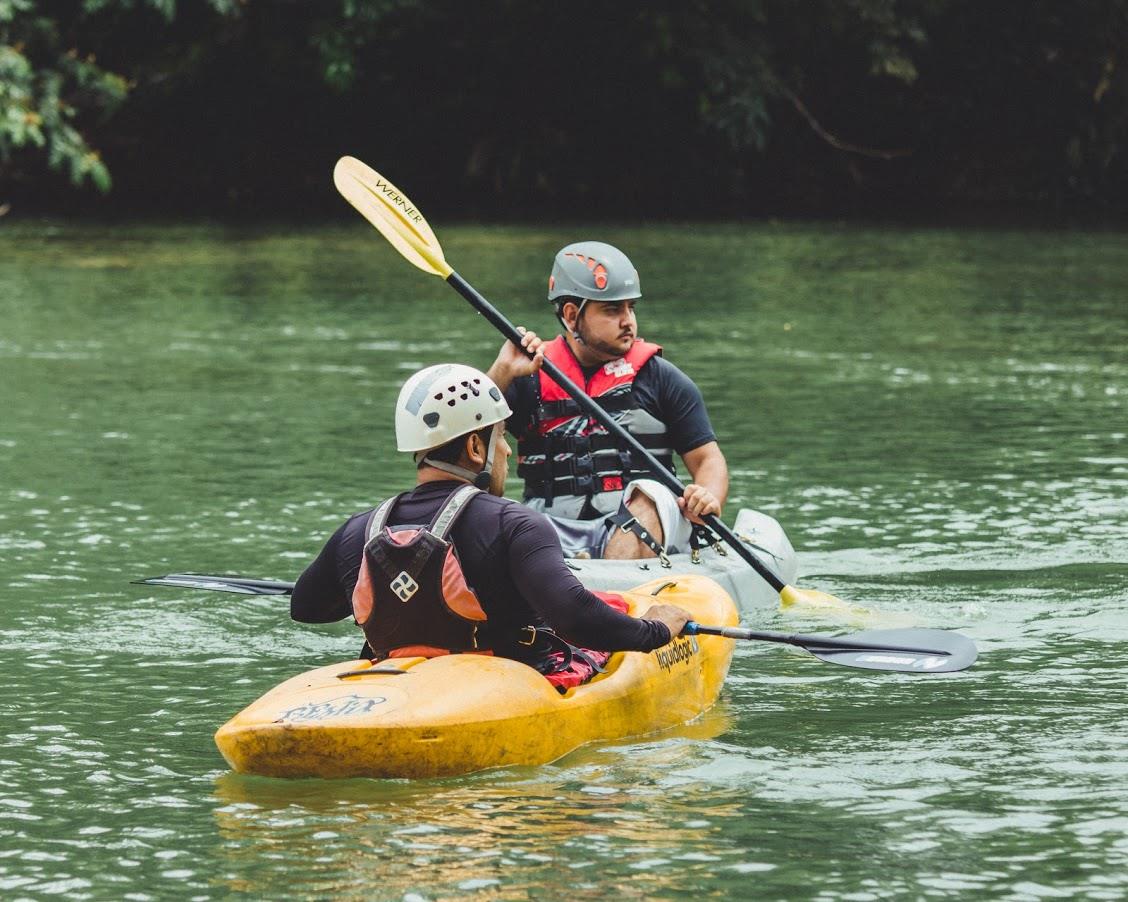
804, 628, 977, 673
131, 574, 294, 596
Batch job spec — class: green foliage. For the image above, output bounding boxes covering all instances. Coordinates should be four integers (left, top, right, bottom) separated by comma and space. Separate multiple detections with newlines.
310, 0, 420, 92
2, 4, 118, 191
3, 0, 1128, 216
0, 0, 236, 195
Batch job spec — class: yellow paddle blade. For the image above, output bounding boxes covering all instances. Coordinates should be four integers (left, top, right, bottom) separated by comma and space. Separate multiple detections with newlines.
781, 584, 920, 628
779, 584, 876, 619
333, 156, 453, 279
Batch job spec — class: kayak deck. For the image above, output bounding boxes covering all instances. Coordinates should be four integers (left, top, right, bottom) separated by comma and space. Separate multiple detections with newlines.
215, 574, 738, 779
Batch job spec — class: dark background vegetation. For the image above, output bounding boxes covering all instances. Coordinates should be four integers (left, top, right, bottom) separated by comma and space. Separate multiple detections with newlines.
2, 0, 1127, 221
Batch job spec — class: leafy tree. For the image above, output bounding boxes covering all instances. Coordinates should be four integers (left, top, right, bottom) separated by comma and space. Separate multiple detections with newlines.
0, 0, 235, 206
2, 0, 1126, 217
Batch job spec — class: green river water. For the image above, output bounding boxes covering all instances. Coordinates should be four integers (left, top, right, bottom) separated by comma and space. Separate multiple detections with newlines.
1, 221, 1126, 900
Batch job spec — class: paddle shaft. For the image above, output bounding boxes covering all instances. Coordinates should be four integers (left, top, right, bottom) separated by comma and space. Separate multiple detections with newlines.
204, 577, 293, 593
133, 574, 294, 595
446, 272, 787, 592
134, 575, 974, 668
685, 622, 947, 656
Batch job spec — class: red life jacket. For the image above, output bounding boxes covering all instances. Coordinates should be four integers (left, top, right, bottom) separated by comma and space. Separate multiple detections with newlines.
516, 335, 674, 510
351, 484, 490, 659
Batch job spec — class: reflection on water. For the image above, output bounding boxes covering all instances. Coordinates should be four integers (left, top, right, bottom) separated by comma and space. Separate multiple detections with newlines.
1, 222, 1126, 899
212, 711, 738, 899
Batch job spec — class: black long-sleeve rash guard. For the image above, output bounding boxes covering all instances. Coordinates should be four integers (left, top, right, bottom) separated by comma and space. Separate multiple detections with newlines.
291, 480, 671, 653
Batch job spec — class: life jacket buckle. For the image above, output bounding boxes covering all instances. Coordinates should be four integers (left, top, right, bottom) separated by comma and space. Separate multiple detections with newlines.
658, 550, 673, 569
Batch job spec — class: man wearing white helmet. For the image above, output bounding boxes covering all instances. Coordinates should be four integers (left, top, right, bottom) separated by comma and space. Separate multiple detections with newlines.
488, 241, 729, 561
290, 363, 691, 686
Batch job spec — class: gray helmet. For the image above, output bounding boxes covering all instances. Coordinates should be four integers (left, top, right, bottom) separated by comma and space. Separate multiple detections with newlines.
547, 241, 641, 304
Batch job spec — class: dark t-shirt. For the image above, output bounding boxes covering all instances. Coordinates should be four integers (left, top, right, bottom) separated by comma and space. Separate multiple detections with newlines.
504, 354, 717, 454
290, 481, 671, 656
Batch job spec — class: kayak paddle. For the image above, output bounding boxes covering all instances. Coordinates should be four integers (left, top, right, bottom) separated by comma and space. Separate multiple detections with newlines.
134, 573, 976, 672
132, 573, 293, 595
332, 156, 865, 617
684, 622, 977, 673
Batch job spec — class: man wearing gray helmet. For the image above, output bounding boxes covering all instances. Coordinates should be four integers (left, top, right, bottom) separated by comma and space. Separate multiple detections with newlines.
487, 241, 728, 561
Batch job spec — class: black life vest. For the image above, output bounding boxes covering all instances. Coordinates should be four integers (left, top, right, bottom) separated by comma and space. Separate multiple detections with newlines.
516, 335, 674, 515
350, 484, 490, 659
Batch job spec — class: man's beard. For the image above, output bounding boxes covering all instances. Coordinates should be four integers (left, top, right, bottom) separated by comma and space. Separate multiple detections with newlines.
579, 325, 634, 359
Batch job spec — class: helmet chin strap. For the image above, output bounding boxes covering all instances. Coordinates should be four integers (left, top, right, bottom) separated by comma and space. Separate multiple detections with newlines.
557, 299, 590, 345
417, 422, 501, 491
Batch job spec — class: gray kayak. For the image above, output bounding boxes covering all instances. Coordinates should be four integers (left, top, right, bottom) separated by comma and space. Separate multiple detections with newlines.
569, 508, 797, 613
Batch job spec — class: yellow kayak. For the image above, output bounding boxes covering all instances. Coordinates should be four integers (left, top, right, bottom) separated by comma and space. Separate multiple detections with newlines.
214, 574, 738, 779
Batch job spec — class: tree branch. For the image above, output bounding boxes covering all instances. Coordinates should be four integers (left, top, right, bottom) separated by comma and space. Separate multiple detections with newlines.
779, 85, 911, 160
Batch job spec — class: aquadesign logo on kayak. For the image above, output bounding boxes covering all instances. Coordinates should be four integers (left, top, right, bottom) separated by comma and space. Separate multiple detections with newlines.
654, 635, 699, 672
374, 179, 424, 225
278, 694, 386, 722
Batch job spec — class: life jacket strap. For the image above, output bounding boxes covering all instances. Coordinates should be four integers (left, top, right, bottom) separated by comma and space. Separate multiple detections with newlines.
516, 625, 608, 677
519, 430, 673, 458
534, 392, 635, 421
516, 454, 594, 481
365, 494, 403, 542
430, 484, 481, 540
364, 484, 481, 545
523, 462, 672, 502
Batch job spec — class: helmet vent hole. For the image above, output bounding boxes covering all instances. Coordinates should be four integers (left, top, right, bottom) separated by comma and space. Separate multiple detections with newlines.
447, 400, 456, 407
460, 393, 468, 400
423, 412, 440, 428
433, 393, 443, 401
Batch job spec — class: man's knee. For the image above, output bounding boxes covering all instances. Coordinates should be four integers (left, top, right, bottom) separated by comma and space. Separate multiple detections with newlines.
603, 493, 664, 560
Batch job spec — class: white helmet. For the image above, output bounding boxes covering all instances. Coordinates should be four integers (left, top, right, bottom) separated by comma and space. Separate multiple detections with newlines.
395, 364, 512, 453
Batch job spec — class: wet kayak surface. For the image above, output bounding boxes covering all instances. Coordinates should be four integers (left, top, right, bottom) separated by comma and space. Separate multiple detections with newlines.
1, 222, 1126, 898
